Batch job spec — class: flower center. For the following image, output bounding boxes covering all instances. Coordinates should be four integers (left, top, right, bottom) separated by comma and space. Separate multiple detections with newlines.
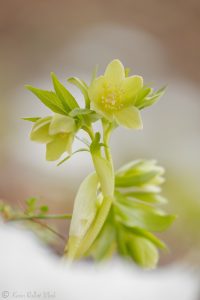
101, 86, 125, 112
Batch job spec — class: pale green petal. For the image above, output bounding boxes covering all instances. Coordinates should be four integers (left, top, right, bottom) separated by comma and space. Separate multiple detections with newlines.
122, 75, 143, 104
104, 59, 125, 84
30, 117, 53, 143
114, 106, 143, 129
69, 172, 99, 238
88, 76, 105, 104
46, 134, 72, 161
49, 114, 76, 135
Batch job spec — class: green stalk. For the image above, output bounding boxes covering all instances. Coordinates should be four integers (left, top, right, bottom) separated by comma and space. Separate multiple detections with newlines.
9, 213, 72, 221
64, 120, 115, 259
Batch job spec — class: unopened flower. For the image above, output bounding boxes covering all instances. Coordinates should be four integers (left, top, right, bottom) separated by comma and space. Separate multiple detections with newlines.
88, 59, 143, 129
30, 114, 76, 161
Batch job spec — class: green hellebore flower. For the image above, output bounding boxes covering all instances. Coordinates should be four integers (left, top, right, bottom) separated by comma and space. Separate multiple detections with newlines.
30, 114, 76, 161
88, 59, 143, 129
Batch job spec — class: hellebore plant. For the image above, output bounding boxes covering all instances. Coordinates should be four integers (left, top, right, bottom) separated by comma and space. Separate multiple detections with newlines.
1, 59, 175, 268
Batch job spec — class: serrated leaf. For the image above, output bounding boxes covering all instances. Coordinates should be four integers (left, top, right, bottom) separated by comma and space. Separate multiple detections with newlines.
115, 170, 162, 187
68, 77, 90, 108
137, 86, 166, 110
26, 85, 67, 115
51, 73, 79, 111
115, 159, 164, 188
123, 191, 167, 204
115, 194, 175, 232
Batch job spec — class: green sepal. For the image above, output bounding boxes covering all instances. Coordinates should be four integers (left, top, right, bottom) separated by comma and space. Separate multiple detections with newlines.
68, 77, 90, 108
136, 86, 166, 110
26, 85, 67, 115
51, 73, 79, 111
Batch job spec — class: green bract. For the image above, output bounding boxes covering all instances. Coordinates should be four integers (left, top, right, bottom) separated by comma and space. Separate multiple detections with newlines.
23, 59, 174, 269
88, 59, 143, 129
30, 114, 76, 161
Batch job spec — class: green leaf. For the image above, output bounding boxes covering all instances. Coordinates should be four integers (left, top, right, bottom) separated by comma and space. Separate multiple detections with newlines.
135, 87, 152, 106
68, 77, 90, 108
22, 117, 41, 122
127, 234, 159, 268
67, 172, 99, 259
136, 86, 166, 110
88, 218, 116, 260
114, 196, 175, 232
25, 197, 38, 214
26, 85, 67, 115
57, 148, 90, 166
51, 73, 79, 111
75, 195, 113, 259
122, 191, 167, 204
123, 225, 166, 249
115, 159, 164, 188
40, 205, 49, 213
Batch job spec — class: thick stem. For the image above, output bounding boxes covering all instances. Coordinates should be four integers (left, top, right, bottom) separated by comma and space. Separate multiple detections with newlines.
64, 120, 115, 259
102, 121, 114, 174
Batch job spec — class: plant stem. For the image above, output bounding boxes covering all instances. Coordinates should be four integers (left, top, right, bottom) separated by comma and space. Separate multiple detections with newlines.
8, 213, 72, 221
64, 119, 115, 259
82, 125, 95, 140
102, 121, 114, 174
